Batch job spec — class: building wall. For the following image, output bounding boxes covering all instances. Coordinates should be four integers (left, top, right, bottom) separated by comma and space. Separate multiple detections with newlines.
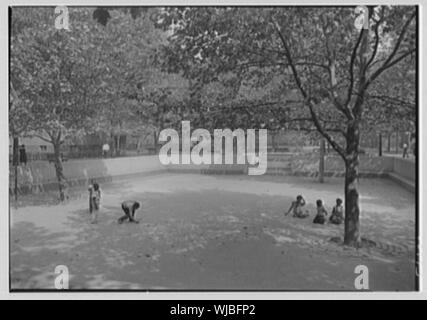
9, 136, 53, 154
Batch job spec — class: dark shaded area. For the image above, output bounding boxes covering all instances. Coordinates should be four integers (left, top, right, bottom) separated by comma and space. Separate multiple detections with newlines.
92, 7, 110, 26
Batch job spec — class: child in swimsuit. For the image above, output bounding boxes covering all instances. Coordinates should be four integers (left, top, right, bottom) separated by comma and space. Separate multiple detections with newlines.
329, 198, 344, 225
88, 182, 101, 224
285, 195, 309, 218
313, 199, 328, 224
118, 200, 141, 224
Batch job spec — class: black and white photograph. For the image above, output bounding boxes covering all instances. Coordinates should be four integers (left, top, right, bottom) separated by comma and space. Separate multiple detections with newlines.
8, 4, 418, 292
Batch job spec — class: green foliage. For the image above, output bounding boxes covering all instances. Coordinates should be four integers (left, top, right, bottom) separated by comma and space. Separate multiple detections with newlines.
10, 6, 416, 150
10, 7, 181, 145
154, 6, 416, 157
364, 58, 416, 133
11, 7, 107, 143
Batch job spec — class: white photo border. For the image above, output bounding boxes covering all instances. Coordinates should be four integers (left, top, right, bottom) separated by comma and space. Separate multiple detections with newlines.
1, 0, 423, 299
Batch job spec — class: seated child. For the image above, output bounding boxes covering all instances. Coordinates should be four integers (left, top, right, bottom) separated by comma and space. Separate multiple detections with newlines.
285, 195, 309, 218
118, 200, 141, 224
313, 199, 328, 224
88, 182, 101, 224
329, 198, 344, 225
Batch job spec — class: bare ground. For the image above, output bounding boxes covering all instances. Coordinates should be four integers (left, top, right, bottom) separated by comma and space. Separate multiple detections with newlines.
10, 174, 417, 291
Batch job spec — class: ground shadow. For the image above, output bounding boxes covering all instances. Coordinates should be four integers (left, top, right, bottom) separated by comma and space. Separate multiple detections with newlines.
10, 175, 416, 290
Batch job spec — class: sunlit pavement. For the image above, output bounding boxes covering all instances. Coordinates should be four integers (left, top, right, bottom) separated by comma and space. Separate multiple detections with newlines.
11, 174, 416, 291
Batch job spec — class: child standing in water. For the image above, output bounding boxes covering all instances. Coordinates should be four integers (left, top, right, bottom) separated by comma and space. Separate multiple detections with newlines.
313, 199, 328, 224
88, 182, 101, 224
329, 198, 344, 225
285, 195, 309, 218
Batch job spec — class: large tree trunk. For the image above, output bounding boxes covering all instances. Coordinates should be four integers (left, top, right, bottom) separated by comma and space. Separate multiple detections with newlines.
344, 160, 361, 246
387, 133, 391, 152
395, 131, 399, 154
110, 132, 115, 157
53, 141, 67, 201
344, 122, 361, 246
271, 131, 277, 152
116, 135, 121, 156
153, 130, 158, 154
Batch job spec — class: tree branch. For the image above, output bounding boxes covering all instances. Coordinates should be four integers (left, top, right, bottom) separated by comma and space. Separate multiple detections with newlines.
366, 8, 385, 69
272, 20, 308, 99
272, 18, 346, 159
366, 10, 416, 86
294, 61, 329, 70
367, 49, 415, 88
306, 99, 346, 159
345, 29, 364, 109
366, 93, 415, 108
33, 133, 53, 144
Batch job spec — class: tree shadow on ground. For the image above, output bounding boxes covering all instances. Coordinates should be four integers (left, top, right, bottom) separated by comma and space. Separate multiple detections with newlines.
10, 181, 416, 290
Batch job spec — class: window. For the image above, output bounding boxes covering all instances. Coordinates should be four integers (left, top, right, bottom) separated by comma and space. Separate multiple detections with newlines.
40, 145, 47, 152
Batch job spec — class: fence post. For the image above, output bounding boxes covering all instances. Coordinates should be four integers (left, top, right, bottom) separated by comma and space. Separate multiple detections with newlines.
12, 136, 19, 201
387, 133, 391, 152
395, 131, 399, 154
319, 138, 325, 183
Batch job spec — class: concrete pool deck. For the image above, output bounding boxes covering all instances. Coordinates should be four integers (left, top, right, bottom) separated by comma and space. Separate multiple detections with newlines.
10, 174, 417, 291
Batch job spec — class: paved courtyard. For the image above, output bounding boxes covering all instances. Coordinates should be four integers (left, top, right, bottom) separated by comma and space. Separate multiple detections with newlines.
10, 174, 417, 290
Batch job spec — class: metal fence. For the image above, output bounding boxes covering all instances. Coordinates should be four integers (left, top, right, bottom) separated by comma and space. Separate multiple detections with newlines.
9, 144, 159, 163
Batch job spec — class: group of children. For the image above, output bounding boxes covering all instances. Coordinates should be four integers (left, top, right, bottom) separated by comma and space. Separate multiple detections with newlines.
87, 181, 342, 226
285, 195, 344, 225
88, 181, 141, 224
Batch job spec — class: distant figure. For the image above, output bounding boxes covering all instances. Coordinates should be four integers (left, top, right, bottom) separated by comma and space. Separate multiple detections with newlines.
410, 133, 416, 157
102, 143, 110, 158
329, 198, 344, 225
402, 143, 408, 158
88, 182, 101, 224
118, 201, 141, 224
313, 199, 328, 224
88, 181, 95, 213
19, 144, 27, 166
285, 195, 309, 218
88, 183, 93, 213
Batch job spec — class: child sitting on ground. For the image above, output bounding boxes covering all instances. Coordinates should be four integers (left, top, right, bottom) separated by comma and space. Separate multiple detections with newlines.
285, 195, 309, 218
329, 198, 344, 225
313, 199, 328, 224
88, 182, 101, 224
